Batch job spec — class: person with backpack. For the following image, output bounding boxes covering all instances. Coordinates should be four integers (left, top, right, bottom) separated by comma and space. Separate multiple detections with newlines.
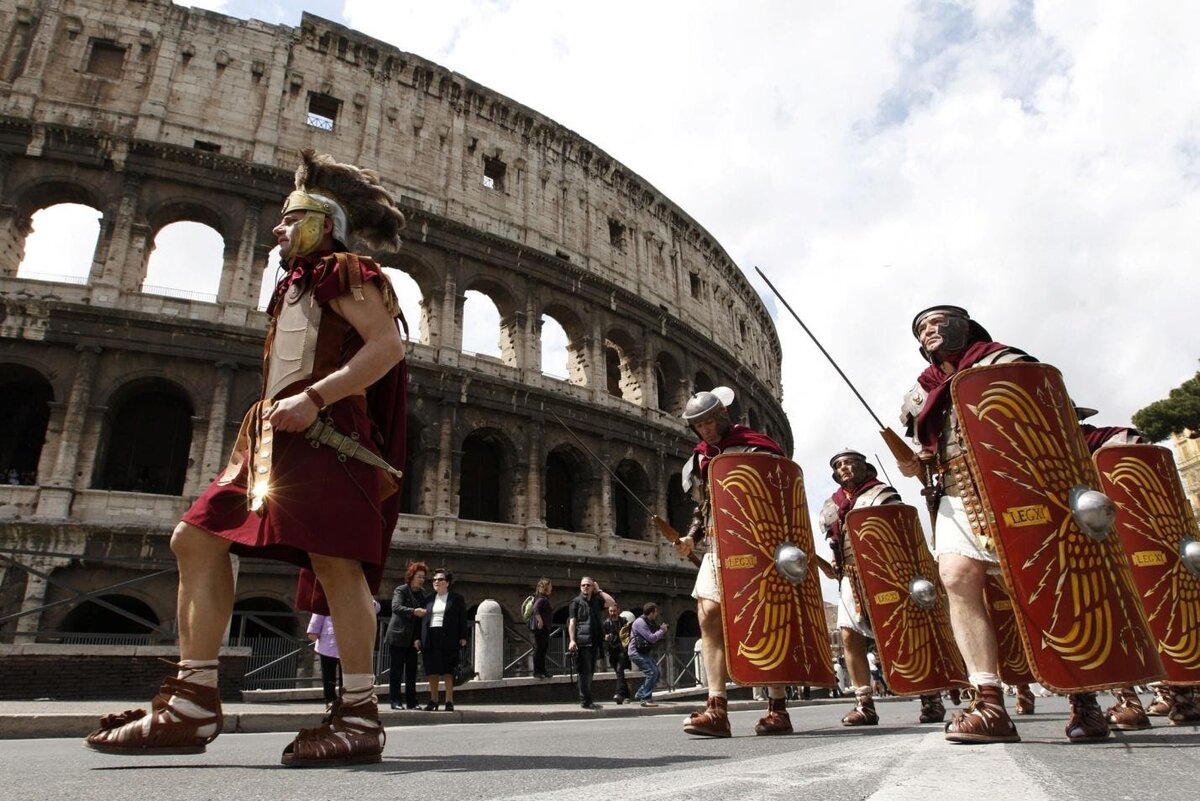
629, 602, 669, 706
528, 578, 554, 679
602, 606, 633, 704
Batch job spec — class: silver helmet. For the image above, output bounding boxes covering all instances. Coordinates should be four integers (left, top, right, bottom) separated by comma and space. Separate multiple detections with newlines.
681, 386, 735, 423
829, 448, 876, 485
911, 304, 991, 363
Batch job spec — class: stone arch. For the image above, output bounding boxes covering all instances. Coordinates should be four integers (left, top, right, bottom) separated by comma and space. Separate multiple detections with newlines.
653, 349, 686, 414
666, 469, 695, 534
13, 201, 103, 283
461, 274, 519, 364
674, 609, 700, 638
377, 249, 441, 346
0, 363, 54, 484
604, 327, 643, 404
540, 302, 589, 386
145, 197, 235, 242
230, 595, 299, 640
142, 220, 225, 302
60, 593, 160, 637
747, 406, 761, 431
400, 411, 428, 515
94, 377, 194, 495
458, 427, 517, 523
694, 371, 714, 393
544, 443, 591, 532
613, 458, 651, 540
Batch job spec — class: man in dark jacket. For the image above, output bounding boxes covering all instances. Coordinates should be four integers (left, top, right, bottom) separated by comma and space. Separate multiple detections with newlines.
602, 606, 632, 704
568, 576, 615, 709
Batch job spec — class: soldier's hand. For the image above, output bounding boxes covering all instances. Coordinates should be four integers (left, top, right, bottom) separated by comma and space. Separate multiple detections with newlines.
265, 393, 320, 433
674, 535, 695, 557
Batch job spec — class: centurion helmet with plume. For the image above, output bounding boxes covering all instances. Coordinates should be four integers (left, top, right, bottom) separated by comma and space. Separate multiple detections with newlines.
281, 148, 406, 255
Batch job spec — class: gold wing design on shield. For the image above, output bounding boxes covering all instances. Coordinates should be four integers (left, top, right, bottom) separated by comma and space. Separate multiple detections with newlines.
968, 377, 1152, 670
1103, 456, 1200, 669
716, 462, 829, 673
855, 513, 965, 685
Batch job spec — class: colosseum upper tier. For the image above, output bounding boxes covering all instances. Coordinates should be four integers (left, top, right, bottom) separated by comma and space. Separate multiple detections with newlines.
0, 0, 791, 648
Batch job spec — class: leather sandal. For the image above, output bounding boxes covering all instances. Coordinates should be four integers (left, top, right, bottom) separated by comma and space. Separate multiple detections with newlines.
683, 695, 731, 738
1065, 692, 1110, 743
1146, 684, 1173, 716
754, 697, 792, 735
1014, 684, 1036, 715
85, 675, 223, 754
1105, 688, 1151, 731
842, 692, 878, 726
918, 693, 946, 723
1168, 687, 1200, 725
281, 696, 385, 767
945, 684, 1020, 743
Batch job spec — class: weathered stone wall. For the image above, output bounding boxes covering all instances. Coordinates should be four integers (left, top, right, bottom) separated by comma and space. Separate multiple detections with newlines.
0, 0, 795, 661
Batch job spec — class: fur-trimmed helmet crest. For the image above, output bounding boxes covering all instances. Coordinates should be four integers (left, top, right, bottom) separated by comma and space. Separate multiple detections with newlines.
284, 148, 406, 252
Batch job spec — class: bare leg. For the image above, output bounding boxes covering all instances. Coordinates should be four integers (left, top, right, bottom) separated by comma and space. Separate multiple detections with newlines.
697, 598, 727, 695
428, 676, 442, 705
444, 676, 455, 704
841, 628, 871, 689
170, 522, 235, 661
938, 553, 998, 675
309, 553, 376, 676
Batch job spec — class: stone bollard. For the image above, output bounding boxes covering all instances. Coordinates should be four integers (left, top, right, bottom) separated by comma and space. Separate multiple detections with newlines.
474, 599, 503, 681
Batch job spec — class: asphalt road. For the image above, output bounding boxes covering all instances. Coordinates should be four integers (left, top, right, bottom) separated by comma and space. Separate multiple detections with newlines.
5, 695, 1196, 801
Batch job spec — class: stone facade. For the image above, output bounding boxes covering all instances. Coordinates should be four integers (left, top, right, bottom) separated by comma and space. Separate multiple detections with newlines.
0, 1, 792, 660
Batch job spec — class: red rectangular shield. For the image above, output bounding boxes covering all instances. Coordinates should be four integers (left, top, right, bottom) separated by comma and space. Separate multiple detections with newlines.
1094, 444, 1200, 686
952, 363, 1163, 692
983, 574, 1037, 686
845, 504, 967, 695
708, 452, 836, 687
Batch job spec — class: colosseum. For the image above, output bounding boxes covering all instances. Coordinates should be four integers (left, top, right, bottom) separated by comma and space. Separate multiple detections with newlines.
0, 0, 793, 690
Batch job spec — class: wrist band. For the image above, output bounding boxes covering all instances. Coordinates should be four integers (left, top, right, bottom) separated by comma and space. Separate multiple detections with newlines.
303, 386, 327, 409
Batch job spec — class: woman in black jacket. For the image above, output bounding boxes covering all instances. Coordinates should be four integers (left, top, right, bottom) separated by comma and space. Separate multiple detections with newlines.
419, 568, 470, 711
384, 561, 428, 709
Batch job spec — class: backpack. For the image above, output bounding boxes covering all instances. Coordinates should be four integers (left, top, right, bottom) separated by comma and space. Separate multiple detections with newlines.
521, 595, 535, 621
619, 620, 632, 649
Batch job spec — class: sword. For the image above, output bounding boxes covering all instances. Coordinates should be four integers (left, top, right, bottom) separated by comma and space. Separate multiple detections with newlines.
304, 417, 404, 479
754, 266, 927, 488
549, 411, 703, 567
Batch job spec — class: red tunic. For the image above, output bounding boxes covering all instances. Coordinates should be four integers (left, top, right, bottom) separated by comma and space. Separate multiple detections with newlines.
182, 250, 408, 614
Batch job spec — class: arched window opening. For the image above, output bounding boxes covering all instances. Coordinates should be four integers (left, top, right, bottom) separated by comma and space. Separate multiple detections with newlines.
667, 471, 695, 534
459, 430, 509, 523
605, 345, 623, 397
613, 459, 650, 540
674, 610, 700, 638
694, 371, 714, 394
654, 351, 683, 414
142, 221, 224, 302
97, 383, 193, 495
545, 446, 587, 532
399, 414, 426, 515
230, 597, 298, 641
748, 407, 761, 431
462, 290, 501, 358
0, 364, 53, 484
382, 267, 425, 343
15, 203, 101, 284
539, 314, 569, 379
257, 245, 284, 311
60, 594, 159, 639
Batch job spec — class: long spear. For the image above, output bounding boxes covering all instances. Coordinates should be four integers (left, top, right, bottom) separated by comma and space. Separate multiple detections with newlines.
549, 411, 702, 567
754, 266, 927, 488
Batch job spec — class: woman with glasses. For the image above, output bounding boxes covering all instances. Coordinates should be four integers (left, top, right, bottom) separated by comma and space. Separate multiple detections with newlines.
418, 569, 469, 711
384, 561, 429, 709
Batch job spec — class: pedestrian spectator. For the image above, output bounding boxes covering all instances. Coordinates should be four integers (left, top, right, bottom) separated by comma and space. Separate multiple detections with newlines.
384, 561, 428, 709
309, 600, 381, 703
567, 576, 615, 709
629, 602, 668, 706
603, 606, 632, 704
530, 578, 554, 679
419, 568, 469, 712
867, 651, 888, 697
307, 613, 340, 703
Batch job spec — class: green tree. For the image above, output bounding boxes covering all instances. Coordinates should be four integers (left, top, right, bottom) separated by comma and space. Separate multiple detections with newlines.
1131, 369, 1200, 442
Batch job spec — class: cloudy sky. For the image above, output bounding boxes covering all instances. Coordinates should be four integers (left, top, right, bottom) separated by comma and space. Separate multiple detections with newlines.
22, 1, 1200, 556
